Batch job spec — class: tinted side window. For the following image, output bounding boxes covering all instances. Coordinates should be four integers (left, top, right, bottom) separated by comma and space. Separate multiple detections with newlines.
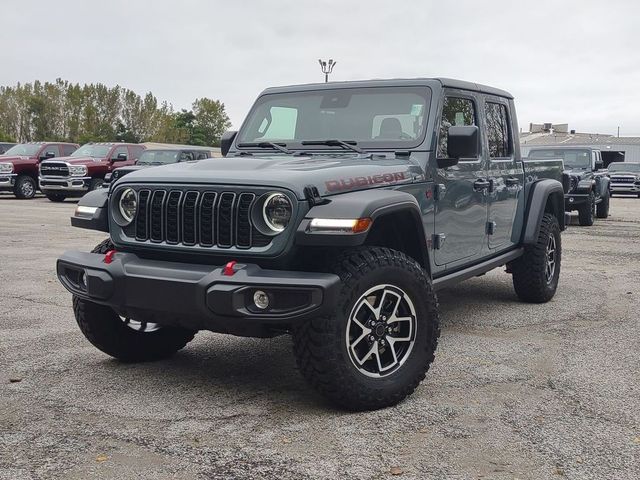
128, 145, 144, 160
179, 152, 194, 161
196, 152, 210, 160
111, 146, 128, 160
485, 102, 511, 158
438, 96, 476, 158
61, 144, 76, 156
41, 145, 60, 158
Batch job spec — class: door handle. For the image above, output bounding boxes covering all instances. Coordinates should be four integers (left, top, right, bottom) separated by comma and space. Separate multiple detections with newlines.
473, 179, 491, 191
506, 177, 520, 186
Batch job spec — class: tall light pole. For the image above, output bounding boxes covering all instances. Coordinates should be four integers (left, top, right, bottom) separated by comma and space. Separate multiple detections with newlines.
318, 59, 336, 83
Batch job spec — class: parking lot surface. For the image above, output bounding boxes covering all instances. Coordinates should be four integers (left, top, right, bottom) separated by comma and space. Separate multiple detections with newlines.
1, 194, 638, 480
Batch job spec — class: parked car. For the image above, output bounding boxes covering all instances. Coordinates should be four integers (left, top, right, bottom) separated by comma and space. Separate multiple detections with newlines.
58, 78, 566, 410
39, 142, 145, 202
608, 162, 640, 197
528, 146, 610, 226
104, 148, 213, 184
0, 142, 78, 199
0, 142, 16, 154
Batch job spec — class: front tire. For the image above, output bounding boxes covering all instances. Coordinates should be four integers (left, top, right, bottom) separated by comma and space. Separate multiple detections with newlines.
292, 247, 440, 411
72, 238, 196, 362
578, 192, 595, 226
13, 175, 36, 199
89, 178, 104, 191
511, 213, 561, 303
45, 192, 67, 202
596, 190, 610, 218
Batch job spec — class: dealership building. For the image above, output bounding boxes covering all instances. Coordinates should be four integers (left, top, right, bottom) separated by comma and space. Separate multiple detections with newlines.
520, 123, 640, 166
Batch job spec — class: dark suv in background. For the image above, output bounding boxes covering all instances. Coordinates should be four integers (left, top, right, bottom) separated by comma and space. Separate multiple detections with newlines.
39, 143, 145, 202
0, 142, 78, 198
105, 147, 214, 184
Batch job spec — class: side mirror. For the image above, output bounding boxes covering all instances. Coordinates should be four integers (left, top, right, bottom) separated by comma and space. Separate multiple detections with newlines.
447, 125, 479, 159
595, 161, 604, 171
220, 130, 237, 157
114, 153, 128, 162
40, 151, 56, 160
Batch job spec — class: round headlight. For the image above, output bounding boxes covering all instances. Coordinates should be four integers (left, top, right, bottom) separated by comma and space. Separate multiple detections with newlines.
118, 188, 137, 225
262, 193, 292, 233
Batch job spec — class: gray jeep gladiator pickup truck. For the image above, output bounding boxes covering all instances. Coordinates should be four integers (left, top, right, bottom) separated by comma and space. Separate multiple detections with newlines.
57, 78, 566, 410
528, 146, 610, 226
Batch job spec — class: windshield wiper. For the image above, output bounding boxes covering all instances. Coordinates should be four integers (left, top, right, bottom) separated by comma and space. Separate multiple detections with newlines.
300, 139, 365, 154
237, 142, 293, 154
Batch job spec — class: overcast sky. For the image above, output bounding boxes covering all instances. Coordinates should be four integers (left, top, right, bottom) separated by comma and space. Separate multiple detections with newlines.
2, 0, 639, 135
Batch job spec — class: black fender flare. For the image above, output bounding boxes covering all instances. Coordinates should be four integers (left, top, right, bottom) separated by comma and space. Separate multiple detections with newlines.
522, 179, 565, 245
70, 188, 109, 232
295, 188, 429, 265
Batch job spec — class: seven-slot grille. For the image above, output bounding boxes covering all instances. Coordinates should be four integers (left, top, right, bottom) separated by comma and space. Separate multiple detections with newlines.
40, 162, 69, 177
129, 188, 271, 249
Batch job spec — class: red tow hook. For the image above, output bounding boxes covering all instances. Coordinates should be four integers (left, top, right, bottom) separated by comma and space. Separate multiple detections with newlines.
104, 250, 117, 264
223, 260, 238, 276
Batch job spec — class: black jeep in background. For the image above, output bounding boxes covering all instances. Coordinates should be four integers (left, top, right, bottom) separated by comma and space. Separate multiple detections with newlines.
528, 146, 610, 226
58, 78, 566, 410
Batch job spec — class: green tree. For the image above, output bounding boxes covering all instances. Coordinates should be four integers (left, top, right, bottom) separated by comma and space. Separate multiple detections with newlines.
192, 98, 231, 146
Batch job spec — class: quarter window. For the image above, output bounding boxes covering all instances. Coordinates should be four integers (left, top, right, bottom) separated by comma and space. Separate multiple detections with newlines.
485, 102, 511, 158
438, 97, 476, 158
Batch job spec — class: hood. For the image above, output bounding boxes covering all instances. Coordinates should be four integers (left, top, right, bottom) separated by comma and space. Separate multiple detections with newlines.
0, 155, 35, 165
563, 168, 590, 178
609, 170, 639, 176
121, 154, 423, 199
41, 155, 99, 165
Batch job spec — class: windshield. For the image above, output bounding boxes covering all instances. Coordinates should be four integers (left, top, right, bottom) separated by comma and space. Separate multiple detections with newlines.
137, 150, 180, 165
2, 144, 41, 156
237, 86, 431, 150
608, 162, 640, 173
528, 149, 591, 169
71, 144, 111, 158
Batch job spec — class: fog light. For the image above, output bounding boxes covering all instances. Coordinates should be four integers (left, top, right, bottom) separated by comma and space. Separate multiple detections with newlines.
253, 290, 270, 310
569, 197, 574, 203
79, 271, 87, 290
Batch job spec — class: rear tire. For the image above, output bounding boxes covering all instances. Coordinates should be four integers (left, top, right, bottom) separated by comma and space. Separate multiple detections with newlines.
511, 213, 561, 303
13, 175, 36, 199
45, 193, 67, 202
72, 238, 196, 362
292, 247, 440, 411
596, 190, 610, 218
89, 178, 104, 191
578, 192, 595, 226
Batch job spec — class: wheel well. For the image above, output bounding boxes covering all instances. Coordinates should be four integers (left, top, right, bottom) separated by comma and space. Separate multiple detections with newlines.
544, 191, 564, 229
363, 211, 429, 270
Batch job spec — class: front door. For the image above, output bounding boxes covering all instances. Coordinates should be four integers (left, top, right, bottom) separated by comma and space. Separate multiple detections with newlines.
434, 91, 489, 266
484, 97, 521, 249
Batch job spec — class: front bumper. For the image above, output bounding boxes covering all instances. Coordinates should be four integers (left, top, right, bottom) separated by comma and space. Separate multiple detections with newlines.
0, 173, 17, 190
564, 193, 590, 209
39, 176, 91, 193
57, 250, 341, 336
611, 183, 640, 193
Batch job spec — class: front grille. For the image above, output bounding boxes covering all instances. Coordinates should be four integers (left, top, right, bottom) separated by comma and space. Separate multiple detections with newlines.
611, 177, 634, 184
129, 187, 272, 249
40, 162, 69, 177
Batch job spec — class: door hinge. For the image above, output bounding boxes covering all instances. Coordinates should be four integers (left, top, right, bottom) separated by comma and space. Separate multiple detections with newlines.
435, 184, 447, 201
486, 221, 497, 235
432, 233, 446, 249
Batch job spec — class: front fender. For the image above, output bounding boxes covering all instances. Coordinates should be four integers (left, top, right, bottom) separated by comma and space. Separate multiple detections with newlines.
295, 188, 425, 248
522, 179, 565, 244
70, 188, 109, 232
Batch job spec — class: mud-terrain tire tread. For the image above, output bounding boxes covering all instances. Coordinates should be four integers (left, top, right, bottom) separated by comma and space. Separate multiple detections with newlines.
292, 247, 440, 411
578, 191, 595, 226
596, 189, 610, 218
45, 193, 67, 202
13, 175, 36, 199
511, 213, 561, 303
72, 238, 195, 362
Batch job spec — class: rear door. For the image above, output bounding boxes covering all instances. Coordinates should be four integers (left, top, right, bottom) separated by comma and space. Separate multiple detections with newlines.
433, 90, 489, 266
484, 97, 521, 250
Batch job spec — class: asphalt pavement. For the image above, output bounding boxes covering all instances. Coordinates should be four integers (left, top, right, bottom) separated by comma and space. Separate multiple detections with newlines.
1, 193, 638, 480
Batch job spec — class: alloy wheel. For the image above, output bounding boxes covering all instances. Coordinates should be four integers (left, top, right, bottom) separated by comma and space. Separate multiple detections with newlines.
345, 284, 417, 378
545, 233, 557, 284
